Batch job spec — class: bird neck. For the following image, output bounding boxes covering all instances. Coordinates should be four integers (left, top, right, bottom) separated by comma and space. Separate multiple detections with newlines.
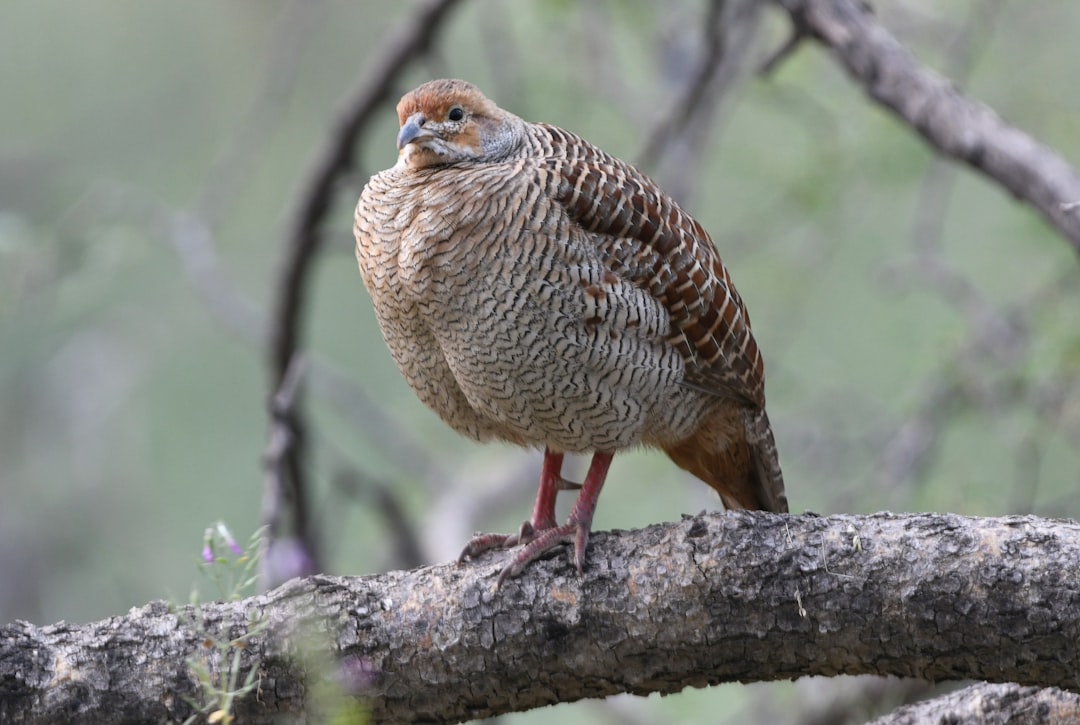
476, 114, 528, 161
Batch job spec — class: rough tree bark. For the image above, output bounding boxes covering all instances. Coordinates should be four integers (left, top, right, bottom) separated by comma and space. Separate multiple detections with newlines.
4, 511, 1080, 723
869, 682, 1080, 725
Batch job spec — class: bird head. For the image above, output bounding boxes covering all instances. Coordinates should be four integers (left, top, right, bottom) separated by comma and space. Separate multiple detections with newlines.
394, 79, 522, 170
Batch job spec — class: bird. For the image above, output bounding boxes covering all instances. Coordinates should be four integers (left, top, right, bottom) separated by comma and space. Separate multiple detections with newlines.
354, 79, 787, 586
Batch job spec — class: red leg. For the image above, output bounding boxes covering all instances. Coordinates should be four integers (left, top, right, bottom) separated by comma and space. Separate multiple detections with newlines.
457, 448, 579, 562
530, 450, 583, 530
495, 451, 614, 587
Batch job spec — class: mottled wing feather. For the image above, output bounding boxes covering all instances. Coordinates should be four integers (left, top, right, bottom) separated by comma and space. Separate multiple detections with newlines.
535, 124, 766, 409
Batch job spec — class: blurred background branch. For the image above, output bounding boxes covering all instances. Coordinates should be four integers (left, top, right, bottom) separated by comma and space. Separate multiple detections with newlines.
771, 0, 1080, 250
263, 0, 465, 582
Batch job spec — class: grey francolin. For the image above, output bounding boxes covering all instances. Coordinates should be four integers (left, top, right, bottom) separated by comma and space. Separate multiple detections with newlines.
354, 79, 787, 585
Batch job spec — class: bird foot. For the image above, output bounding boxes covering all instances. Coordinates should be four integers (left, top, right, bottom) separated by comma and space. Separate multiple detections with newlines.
457, 519, 542, 562
458, 517, 591, 588
494, 519, 589, 588
458, 449, 610, 587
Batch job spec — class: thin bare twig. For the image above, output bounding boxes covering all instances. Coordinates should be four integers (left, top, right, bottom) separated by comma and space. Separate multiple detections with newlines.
758, 3, 814, 76
645, 0, 765, 207
265, 0, 466, 573
261, 353, 318, 587
269, 0, 466, 384
638, 0, 749, 173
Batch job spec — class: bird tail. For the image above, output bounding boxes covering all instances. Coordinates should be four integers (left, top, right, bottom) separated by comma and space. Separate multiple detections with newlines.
661, 406, 788, 513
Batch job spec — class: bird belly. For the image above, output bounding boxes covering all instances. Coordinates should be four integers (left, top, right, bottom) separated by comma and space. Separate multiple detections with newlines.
414, 238, 714, 452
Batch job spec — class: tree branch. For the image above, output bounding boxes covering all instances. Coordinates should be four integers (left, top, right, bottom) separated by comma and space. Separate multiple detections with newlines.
4, 511, 1080, 723
770, 0, 1080, 252
869, 682, 1080, 724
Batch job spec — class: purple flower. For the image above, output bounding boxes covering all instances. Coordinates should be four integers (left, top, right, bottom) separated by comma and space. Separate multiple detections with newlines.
216, 522, 242, 555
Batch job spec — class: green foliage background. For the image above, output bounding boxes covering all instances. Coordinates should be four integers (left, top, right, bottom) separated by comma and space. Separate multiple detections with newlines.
2, 1, 1078, 721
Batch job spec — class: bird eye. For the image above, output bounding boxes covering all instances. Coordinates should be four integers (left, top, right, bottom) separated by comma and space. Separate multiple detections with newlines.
448, 106, 465, 122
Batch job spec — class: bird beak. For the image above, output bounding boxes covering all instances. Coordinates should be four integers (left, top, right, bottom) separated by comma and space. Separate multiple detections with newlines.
397, 113, 433, 150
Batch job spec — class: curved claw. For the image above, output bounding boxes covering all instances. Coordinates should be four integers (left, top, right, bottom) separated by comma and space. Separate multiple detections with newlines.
494, 518, 591, 588
457, 521, 540, 564
457, 533, 516, 564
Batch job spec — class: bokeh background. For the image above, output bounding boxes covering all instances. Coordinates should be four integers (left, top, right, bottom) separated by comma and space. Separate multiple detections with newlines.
3, 1, 1079, 722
